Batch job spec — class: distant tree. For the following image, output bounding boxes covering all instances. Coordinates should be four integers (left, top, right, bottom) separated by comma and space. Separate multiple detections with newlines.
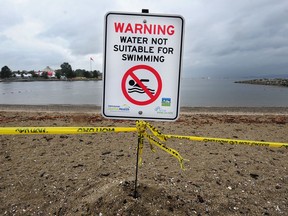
75, 69, 85, 77
92, 70, 99, 79
60, 62, 75, 78
32, 72, 39, 78
41, 72, 49, 79
55, 70, 62, 79
83, 71, 92, 78
1, 66, 12, 78
29, 71, 37, 78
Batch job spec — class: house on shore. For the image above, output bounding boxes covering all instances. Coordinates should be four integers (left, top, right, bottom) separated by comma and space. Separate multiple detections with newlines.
13, 71, 32, 78
36, 66, 56, 78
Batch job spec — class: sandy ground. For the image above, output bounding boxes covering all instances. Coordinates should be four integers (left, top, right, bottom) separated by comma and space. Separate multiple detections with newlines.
0, 106, 287, 215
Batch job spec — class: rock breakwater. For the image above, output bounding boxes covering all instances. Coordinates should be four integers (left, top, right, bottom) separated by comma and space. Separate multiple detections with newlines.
235, 78, 288, 87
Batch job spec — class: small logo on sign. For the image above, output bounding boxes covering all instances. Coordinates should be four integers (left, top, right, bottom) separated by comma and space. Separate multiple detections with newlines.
161, 98, 171, 106
154, 106, 173, 115
108, 104, 130, 112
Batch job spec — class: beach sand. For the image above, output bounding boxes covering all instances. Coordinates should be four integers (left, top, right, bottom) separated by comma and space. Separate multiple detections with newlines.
0, 105, 287, 215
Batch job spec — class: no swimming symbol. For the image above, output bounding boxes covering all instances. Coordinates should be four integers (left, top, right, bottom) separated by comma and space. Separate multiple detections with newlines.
121, 65, 162, 106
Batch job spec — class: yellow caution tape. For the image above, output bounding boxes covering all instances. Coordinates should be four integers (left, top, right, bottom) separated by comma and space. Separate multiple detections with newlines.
145, 122, 167, 142
137, 134, 144, 166
1, 125, 286, 148
0, 127, 137, 135
144, 133, 188, 170
0, 121, 287, 171
137, 132, 145, 166
163, 134, 288, 148
136, 120, 188, 170
136, 120, 147, 166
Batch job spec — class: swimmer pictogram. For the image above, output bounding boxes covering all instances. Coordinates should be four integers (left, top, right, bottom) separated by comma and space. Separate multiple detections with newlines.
128, 79, 155, 95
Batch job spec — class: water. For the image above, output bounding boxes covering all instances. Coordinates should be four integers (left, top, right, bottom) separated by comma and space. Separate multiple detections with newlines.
0, 78, 288, 107
180, 78, 288, 107
0, 81, 102, 105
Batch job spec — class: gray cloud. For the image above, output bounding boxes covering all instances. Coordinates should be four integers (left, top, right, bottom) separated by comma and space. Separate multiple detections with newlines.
0, 0, 288, 78
0, 1, 23, 30
184, 0, 288, 77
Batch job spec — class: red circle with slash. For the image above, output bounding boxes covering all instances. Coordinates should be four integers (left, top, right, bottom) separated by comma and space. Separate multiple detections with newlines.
121, 65, 162, 106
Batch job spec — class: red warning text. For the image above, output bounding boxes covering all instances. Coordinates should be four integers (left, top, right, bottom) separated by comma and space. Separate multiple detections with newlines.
114, 22, 175, 36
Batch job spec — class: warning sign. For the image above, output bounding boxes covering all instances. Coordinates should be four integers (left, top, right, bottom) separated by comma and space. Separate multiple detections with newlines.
102, 11, 184, 121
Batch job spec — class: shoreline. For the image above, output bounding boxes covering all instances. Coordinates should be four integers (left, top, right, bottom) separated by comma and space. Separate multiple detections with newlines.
0, 104, 287, 115
0, 78, 102, 82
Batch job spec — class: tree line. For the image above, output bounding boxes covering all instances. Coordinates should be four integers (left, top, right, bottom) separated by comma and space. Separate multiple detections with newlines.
0, 62, 101, 79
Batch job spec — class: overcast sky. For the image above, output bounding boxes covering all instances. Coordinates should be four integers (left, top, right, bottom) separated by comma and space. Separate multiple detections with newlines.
1, 0, 287, 78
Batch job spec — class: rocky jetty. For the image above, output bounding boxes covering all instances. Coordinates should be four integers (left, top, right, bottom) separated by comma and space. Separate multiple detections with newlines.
235, 78, 288, 87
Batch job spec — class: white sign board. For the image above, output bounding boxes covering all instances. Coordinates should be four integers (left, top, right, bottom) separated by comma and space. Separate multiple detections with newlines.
102, 12, 184, 121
